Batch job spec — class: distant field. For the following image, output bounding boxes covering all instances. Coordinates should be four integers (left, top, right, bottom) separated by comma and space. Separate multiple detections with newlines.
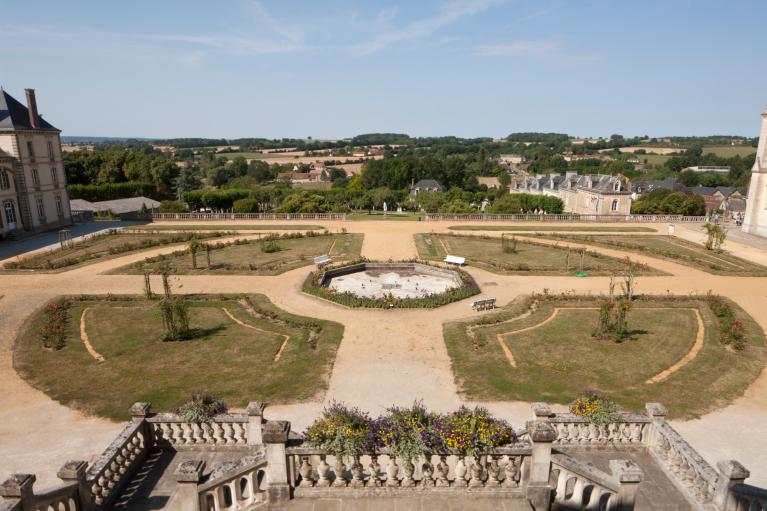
293, 181, 332, 190
635, 153, 673, 166
703, 146, 757, 157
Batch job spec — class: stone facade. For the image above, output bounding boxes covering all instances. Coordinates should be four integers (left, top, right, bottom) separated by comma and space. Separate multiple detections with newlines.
511, 171, 633, 215
742, 105, 767, 237
0, 88, 71, 239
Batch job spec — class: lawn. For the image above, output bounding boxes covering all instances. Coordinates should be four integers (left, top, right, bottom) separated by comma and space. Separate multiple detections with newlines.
415, 233, 662, 276
2, 231, 226, 271
703, 146, 758, 158
444, 295, 767, 418
530, 233, 767, 276
13, 295, 344, 419
113, 233, 363, 275
448, 225, 657, 233
127, 224, 323, 232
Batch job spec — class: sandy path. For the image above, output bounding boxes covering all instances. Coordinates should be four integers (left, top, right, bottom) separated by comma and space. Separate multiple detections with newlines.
1, 219, 767, 488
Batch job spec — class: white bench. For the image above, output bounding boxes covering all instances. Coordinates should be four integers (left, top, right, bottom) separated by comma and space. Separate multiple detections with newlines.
472, 298, 496, 311
314, 255, 332, 266
444, 255, 466, 266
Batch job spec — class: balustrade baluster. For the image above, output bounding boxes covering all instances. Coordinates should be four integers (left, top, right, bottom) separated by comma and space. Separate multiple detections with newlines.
386, 457, 400, 487
298, 457, 315, 488
368, 455, 383, 487
468, 456, 484, 488
554, 469, 568, 504
486, 456, 501, 487
316, 457, 331, 487
421, 457, 436, 488
454, 457, 468, 488
350, 457, 365, 488
332, 457, 347, 487
435, 456, 450, 487
401, 460, 416, 487
503, 456, 521, 488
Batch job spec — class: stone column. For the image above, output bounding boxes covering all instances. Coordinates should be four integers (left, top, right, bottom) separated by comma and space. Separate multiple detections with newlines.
714, 460, 750, 511
644, 402, 667, 447
247, 401, 266, 446
263, 420, 291, 504
526, 420, 556, 510
169, 460, 205, 511
57, 461, 94, 511
609, 459, 643, 511
0, 474, 35, 511
531, 402, 552, 422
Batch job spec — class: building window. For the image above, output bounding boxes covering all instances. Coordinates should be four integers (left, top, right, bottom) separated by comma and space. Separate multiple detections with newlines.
26, 141, 34, 158
0, 170, 10, 190
47, 140, 55, 160
4, 200, 17, 226
36, 197, 45, 220
55, 195, 64, 217
51, 167, 59, 188
31, 168, 40, 187
611, 199, 619, 212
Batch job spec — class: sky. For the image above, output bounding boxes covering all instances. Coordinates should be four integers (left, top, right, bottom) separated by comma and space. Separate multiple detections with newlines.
1, 0, 766, 139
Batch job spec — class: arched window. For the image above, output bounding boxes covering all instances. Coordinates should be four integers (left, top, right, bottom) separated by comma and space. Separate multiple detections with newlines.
611, 199, 619, 212
4, 200, 17, 226
0, 170, 10, 190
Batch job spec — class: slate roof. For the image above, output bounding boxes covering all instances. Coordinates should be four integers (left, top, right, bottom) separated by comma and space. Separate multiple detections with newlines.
69, 199, 97, 212
89, 196, 161, 214
0, 89, 59, 132
715, 186, 738, 197
689, 186, 717, 197
412, 179, 445, 192
726, 198, 746, 212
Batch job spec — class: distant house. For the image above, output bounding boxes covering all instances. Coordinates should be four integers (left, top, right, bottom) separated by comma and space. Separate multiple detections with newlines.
682, 166, 731, 174
689, 186, 745, 212
631, 177, 688, 199
410, 179, 445, 195
559, 174, 632, 215
477, 176, 501, 189
277, 172, 321, 183
499, 154, 525, 165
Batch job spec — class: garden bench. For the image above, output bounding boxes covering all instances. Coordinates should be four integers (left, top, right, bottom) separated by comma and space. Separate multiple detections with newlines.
314, 255, 332, 266
444, 255, 466, 266
472, 298, 496, 311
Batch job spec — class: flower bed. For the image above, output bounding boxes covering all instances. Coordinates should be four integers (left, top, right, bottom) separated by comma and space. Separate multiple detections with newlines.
39, 298, 72, 350
302, 259, 480, 308
304, 401, 517, 459
570, 393, 620, 425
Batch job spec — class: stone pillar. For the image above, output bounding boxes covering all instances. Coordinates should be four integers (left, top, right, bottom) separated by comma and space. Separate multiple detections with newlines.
714, 460, 750, 511
247, 401, 266, 446
0, 474, 35, 511
169, 460, 205, 511
263, 420, 291, 504
609, 459, 643, 511
644, 402, 667, 447
129, 401, 152, 420
531, 402, 552, 422
526, 420, 556, 511
57, 461, 94, 511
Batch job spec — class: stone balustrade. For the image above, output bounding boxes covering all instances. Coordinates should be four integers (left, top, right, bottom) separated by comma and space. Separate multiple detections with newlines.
147, 413, 249, 449
550, 453, 642, 510
543, 406, 650, 447
85, 408, 149, 509
0, 462, 93, 511
197, 457, 268, 511
650, 420, 720, 504
152, 212, 347, 221
728, 484, 767, 511
285, 448, 531, 493
423, 213, 709, 222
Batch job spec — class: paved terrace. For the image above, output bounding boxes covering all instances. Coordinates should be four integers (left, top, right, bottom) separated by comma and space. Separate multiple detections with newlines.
1, 219, 766, 491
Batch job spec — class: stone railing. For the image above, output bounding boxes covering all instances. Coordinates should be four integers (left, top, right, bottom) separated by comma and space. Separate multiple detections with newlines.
728, 483, 767, 511
530, 402, 650, 447
166, 455, 268, 511
0, 462, 94, 511
152, 212, 347, 221
550, 453, 642, 510
85, 414, 149, 509
147, 413, 249, 449
424, 213, 709, 222
285, 448, 531, 492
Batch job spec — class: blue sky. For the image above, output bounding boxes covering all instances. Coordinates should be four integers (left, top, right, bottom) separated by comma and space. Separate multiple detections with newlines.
1, 0, 765, 139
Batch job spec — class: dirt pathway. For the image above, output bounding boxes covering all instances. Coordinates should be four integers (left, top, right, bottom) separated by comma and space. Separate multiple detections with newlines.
1, 219, 767, 487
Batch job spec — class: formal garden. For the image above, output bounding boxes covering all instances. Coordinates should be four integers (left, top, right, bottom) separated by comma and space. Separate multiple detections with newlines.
125, 224, 323, 232
444, 291, 767, 418
528, 233, 767, 276
447, 225, 657, 233
415, 233, 662, 276
13, 293, 344, 419
1, 230, 229, 271
113, 231, 363, 275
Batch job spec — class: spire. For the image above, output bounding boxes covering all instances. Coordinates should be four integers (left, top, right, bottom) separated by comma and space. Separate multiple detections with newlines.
755, 105, 767, 173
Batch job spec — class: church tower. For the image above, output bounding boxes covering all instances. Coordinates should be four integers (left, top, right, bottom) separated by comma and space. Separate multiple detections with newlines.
742, 105, 767, 237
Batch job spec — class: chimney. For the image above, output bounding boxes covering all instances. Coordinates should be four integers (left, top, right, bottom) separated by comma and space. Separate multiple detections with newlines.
25, 88, 40, 128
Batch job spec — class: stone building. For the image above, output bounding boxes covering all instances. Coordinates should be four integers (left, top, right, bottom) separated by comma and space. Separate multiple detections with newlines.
742, 105, 767, 237
510, 171, 632, 215
0, 88, 71, 239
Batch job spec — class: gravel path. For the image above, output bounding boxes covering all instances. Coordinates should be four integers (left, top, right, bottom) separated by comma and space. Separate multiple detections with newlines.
1, 219, 766, 488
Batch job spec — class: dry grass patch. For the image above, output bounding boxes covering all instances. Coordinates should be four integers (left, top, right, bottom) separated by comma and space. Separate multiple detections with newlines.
13, 295, 343, 419
444, 295, 767, 418
530, 234, 767, 276
415, 233, 662, 276
113, 232, 363, 275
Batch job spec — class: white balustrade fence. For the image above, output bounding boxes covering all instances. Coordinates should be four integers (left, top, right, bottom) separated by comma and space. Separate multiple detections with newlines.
147, 413, 249, 449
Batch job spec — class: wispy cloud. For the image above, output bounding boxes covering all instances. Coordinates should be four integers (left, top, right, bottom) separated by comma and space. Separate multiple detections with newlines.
353, 0, 508, 55
474, 39, 558, 56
